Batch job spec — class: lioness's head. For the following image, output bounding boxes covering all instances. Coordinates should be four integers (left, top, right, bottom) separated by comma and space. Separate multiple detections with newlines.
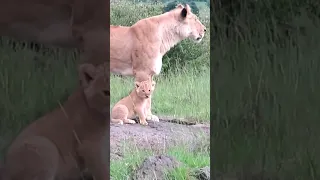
78, 63, 110, 115
134, 80, 156, 99
173, 4, 206, 43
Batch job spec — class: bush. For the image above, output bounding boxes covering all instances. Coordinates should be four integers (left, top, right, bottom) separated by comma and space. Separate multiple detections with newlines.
111, 1, 209, 73
163, 1, 199, 15
212, 0, 320, 178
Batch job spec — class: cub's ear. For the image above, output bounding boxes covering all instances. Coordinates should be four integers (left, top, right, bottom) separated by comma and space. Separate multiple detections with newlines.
134, 81, 140, 88
152, 81, 156, 87
78, 63, 96, 88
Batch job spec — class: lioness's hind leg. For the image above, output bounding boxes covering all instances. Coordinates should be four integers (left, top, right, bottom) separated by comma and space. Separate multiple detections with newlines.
4, 136, 59, 180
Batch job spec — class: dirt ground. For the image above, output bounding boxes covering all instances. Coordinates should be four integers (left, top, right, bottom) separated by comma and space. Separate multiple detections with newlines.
110, 116, 210, 160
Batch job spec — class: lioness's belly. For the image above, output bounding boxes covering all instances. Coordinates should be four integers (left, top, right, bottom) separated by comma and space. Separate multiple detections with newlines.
110, 58, 134, 76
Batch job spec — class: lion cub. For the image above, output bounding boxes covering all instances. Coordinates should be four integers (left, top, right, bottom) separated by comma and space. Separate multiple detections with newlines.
2, 63, 110, 180
111, 80, 156, 126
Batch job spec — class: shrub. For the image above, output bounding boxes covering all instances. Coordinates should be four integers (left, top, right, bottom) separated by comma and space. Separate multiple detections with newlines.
163, 1, 199, 15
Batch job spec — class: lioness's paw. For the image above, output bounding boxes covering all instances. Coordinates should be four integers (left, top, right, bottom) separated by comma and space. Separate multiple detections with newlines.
118, 121, 124, 125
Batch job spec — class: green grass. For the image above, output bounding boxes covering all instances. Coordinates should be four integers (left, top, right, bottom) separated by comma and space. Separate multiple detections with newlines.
110, 68, 210, 122
165, 145, 210, 180
0, 42, 78, 158
212, 3, 320, 179
110, 139, 210, 180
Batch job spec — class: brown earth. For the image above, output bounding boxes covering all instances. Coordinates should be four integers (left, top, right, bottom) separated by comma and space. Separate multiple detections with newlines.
110, 116, 210, 160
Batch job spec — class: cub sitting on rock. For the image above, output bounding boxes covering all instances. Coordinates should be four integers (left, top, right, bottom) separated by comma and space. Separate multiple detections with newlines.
111, 79, 158, 125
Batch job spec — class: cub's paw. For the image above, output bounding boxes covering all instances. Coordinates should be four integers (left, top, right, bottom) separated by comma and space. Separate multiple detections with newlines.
118, 121, 124, 125
147, 114, 159, 122
151, 115, 159, 122
127, 119, 136, 124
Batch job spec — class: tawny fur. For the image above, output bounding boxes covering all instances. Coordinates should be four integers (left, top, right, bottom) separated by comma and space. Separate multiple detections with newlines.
110, 4, 206, 121
111, 80, 157, 126
0, 0, 109, 66
1, 63, 110, 180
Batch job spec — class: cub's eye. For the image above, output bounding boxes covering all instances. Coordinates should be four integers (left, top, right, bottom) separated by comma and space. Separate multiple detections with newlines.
102, 90, 110, 96
149, 90, 150, 92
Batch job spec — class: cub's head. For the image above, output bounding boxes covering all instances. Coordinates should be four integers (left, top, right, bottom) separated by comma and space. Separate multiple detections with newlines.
134, 80, 156, 99
78, 63, 110, 115
172, 4, 206, 43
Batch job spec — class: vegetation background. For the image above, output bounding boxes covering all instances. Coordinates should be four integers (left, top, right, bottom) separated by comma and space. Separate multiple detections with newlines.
0, 0, 210, 179
212, 0, 320, 178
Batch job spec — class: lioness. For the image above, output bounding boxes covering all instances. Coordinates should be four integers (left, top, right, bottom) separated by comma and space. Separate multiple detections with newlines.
110, 4, 206, 121
0, 0, 109, 66
111, 79, 156, 126
1, 63, 109, 180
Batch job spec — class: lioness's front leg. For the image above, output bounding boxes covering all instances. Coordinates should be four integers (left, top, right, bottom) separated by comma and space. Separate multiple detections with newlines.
135, 107, 148, 126
77, 136, 109, 180
145, 96, 159, 122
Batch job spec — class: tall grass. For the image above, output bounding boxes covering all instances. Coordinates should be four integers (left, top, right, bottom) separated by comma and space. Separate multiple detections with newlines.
212, 2, 320, 178
0, 41, 78, 159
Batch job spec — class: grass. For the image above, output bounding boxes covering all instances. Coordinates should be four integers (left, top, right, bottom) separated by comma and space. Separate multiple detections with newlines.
110, 138, 210, 180
212, 3, 320, 179
110, 68, 210, 122
0, 41, 78, 158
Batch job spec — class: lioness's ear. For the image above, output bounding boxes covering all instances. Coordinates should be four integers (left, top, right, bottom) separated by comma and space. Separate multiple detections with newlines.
134, 81, 140, 88
78, 63, 96, 87
176, 4, 184, 9
185, 4, 192, 12
181, 7, 187, 18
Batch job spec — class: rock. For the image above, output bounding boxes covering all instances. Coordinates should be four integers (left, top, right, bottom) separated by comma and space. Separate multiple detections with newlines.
193, 166, 210, 180
131, 155, 181, 180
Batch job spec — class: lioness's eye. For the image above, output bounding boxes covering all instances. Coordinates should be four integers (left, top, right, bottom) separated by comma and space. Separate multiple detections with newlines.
142, 90, 145, 92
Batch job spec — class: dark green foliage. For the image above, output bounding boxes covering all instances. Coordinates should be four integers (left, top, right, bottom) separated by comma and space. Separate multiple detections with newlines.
163, 1, 199, 15
212, 0, 320, 41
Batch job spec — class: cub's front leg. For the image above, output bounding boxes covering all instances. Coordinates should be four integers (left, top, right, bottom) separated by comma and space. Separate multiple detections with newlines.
77, 136, 109, 180
145, 97, 159, 122
135, 107, 148, 126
